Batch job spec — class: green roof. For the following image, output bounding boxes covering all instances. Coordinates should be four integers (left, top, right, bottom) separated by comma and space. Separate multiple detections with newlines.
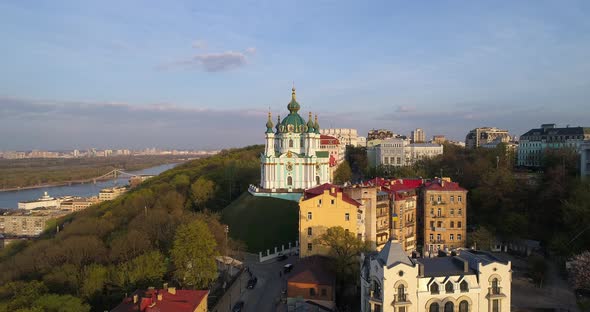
315, 151, 329, 158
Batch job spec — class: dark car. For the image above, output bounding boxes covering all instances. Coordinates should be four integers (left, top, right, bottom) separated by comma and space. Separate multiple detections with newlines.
283, 263, 293, 273
232, 301, 244, 312
277, 253, 288, 261
247, 276, 258, 289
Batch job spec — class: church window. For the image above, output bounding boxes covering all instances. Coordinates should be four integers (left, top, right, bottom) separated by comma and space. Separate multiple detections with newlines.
444, 302, 454, 312
429, 303, 439, 312
459, 300, 469, 312
460, 280, 468, 292
316, 176, 320, 185
289, 139, 293, 148
445, 281, 454, 293
287, 176, 293, 186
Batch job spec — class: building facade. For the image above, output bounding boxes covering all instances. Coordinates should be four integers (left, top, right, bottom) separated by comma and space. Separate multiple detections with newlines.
465, 127, 511, 149
361, 241, 511, 312
320, 128, 361, 147
368, 129, 395, 142
581, 141, 590, 178
99, 187, 127, 201
367, 138, 443, 168
0, 210, 68, 236
432, 136, 446, 145
411, 128, 426, 143
18, 192, 60, 210
287, 256, 336, 310
299, 184, 361, 258
517, 124, 590, 167
260, 88, 331, 191
421, 179, 467, 256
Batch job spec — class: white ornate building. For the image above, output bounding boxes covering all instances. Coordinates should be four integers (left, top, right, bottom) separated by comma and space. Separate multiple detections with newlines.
361, 241, 511, 312
259, 87, 331, 191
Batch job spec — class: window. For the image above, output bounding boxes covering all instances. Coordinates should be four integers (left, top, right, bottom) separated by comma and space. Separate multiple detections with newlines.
430, 283, 439, 294
430, 208, 434, 215
450, 234, 454, 241
450, 221, 454, 228
437, 208, 441, 217
430, 221, 434, 228
289, 139, 293, 147
318, 199, 322, 205
309, 288, 316, 296
437, 221, 442, 227
458, 221, 462, 228
345, 213, 350, 221
492, 278, 500, 294
492, 299, 500, 312
307, 227, 312, 236
287, 176, 293, 186
437, 234, 441, 241
397, 284, 405, 302
459, 300, 469, 312
460, 280, 468, 292
457, 234, 462, 241
430, 195, 434, 202
398, 307, 406, 312
458, 208, 462, 216
321, 288, 327, 296
437, 195, 442, 202
316, 176, 320, 185
450, 195, 455, 202
445, 281, 453, 293
307, 243, 312, 251
358, 233, 362, 240
429, 303, 439, 312
450, 208, 454, 216
444, 302, 454, 312
307, 212, 312, 220
331, 199, 335, 205
458, 195, 462, 202
429, 234, 433, 241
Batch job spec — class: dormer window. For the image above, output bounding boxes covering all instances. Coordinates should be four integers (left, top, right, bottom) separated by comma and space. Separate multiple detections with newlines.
430, 283, 439, 294
460, 280, 468, 292
445, 281, 454, 293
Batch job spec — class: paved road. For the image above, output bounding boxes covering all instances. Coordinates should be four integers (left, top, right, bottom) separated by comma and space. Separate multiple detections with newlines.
229, 253, 298, 312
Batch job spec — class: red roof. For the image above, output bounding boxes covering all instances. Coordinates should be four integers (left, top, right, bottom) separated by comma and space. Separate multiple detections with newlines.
288, 256, 335, 286
304, 183, 361, 207
320, 134, 340, 145
423, 179, 467, 192
111, 289, 208, 312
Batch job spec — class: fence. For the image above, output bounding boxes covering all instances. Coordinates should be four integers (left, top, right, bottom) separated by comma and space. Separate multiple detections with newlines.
259, 241, 299, 262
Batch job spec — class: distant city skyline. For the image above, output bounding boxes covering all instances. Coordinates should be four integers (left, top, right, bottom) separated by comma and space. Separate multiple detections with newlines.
1, 1, 589, 150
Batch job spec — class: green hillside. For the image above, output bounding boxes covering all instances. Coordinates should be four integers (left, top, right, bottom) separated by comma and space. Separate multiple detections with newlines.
0, 145, 266, 312
222, 193, 299, 253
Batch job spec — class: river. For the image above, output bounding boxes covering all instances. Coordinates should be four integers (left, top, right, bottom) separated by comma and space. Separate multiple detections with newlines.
0, 163, 178, 209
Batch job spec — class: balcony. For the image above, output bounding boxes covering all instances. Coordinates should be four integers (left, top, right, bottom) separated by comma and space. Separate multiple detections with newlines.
486, 287, 506, 299
404, 220, 415, 226
430, 214, 446, 218
429, 239, 446, 244
430, 227, 446, 232
392, 293, 411, 306
376, 226, 390, 232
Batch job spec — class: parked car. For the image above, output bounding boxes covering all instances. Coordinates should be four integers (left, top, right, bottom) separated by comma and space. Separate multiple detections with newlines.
247, 276, 258, 289
277, 253, 288, 261
232, 301, 244, 312
283, 263, 293, 273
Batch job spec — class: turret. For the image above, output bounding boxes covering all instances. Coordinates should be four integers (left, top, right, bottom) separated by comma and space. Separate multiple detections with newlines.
265, 112, 274, 133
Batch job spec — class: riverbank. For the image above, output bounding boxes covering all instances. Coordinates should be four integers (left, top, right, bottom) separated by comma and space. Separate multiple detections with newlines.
0, 155, 189, 191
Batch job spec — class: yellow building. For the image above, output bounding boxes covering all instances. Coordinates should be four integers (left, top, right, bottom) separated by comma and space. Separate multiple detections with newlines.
422, 178, 468, 255
299, 184, 361, 258
390, 188, 418, 254
98, 186, 127, 201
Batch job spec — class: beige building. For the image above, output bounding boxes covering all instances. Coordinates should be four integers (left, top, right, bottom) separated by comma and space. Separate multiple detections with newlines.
320, 128, 362, 147
0, 210, 68, 236
342, 186, 391, 251
299, 184, 361, 258
411, 128, 426, 143
465, 127, 511, 149
361, 241, 511, 312
99, 186, 127, 201
421, 179, 467, 256
390, 188, 418, 254
432, 135, 446, 145
60, 197, 100, 212
367, 138, 443, 168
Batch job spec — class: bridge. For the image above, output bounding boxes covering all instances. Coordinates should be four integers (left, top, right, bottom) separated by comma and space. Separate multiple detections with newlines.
89, 169, 139, 183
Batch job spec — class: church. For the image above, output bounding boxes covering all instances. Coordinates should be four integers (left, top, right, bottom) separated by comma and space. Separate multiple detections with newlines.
259, 87, 331, 192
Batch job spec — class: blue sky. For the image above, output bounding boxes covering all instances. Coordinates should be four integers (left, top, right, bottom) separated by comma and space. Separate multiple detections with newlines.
1, 0, 589, 150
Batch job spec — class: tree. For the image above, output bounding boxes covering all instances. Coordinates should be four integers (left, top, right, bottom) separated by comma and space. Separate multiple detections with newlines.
467, 226, 495, 250
114, 251, 167, 290
528, 255, 547, 288
314, 226, 370, 278
171, 219, 218, 288
32, 294, 90, 312
81, 264, 108, 299
333, 161, 352, 185
190, 177, 217, 210
568, 251, 590, 290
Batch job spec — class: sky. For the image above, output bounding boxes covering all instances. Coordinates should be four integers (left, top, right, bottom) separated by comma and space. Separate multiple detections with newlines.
1, 0, 589, 150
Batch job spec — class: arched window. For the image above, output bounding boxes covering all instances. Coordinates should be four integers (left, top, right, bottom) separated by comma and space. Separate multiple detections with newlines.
397, 284, 405, 302
492, 278, 500, 294
289, 139, 293, 148
444, 302, 454, 312
459, 300, 469, 312
316, 176, 320, 185
429, 303, 439, 312
430, 283, 439, 294
445, 281, 454, 293
287, 176, 293, 186
460, 280, 468, 292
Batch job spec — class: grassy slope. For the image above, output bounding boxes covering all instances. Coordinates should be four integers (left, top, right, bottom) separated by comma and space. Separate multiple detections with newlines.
221, 193, 299, 253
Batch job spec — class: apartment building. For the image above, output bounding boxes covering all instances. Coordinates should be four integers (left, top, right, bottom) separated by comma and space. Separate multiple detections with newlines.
299, 184, 362, 258
465, 127, 511, 149
0, 209, 68, 236
421, 179, 467, 256
361, 241, 511, 312
99, 186, 128, 201
411, 128, 425, 143
517, 123, 590, 167
367, 138, 443, 168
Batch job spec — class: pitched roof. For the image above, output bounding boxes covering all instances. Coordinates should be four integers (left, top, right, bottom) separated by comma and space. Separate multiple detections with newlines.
110, 289, 208, 312
377, 241, 414, 268
303, 183, 361, 207
423, 179, 466, 192
320, 134, 340, 145
288, 256, 335, 286
415, 257, 473, 277
521, 126, 589, 137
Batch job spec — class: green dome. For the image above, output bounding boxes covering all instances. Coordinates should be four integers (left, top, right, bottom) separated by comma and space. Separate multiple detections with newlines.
314, 115, 320, 134
280, 113, 307, 133
306, 112, 315, 133
287, 87, 300, 113
265, 112, 274, 133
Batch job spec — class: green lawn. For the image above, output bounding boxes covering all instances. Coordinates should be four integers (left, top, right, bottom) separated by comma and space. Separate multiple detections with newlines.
221, 192, 299, 253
